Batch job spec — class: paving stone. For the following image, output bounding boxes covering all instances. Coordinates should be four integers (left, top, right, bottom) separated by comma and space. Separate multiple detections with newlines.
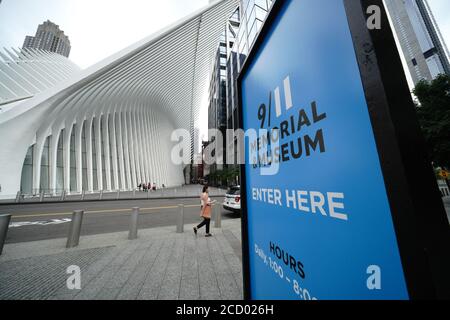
137, 237, 176, 300
157, 236, 185, 300
199, 274, 222, 300
73, 243, 141, 300
95, 287, 122, 300
0, 219, 243, 300
207, 238, 233, 275
0, 247, 112, 300
51, 246, 121, 299
179, 277, 200, 300
181, 243, 199, 280
116, 239, 165, 300
221, 230, 243, 261
98, 244, 148, 291
195, 238, 221, 300
216, 272, 242, 300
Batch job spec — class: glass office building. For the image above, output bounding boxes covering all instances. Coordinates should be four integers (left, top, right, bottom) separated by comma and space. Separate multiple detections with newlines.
385, 0, 450, 85
207, 0, 274, 185
227, 0, 274, 131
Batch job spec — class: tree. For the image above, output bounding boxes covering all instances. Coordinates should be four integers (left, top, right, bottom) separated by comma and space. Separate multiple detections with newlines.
413, 74, 450, 169
209, 167, 240, 187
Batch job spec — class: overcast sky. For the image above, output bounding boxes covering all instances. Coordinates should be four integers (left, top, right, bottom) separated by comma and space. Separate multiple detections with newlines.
0, 0, 449, 142
0, 0, 448, 68
0, 0, 209, 68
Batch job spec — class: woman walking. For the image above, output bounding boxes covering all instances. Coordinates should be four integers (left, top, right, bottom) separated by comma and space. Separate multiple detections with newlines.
194, 186, 213, 237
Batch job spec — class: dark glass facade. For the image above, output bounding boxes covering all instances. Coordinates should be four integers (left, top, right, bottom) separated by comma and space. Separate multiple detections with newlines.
207, 0, 274, 186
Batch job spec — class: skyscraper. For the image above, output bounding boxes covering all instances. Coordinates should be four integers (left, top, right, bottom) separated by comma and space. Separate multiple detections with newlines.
208, 6, 241, 185
385, 0, 450, 85
22, 20, 71, 58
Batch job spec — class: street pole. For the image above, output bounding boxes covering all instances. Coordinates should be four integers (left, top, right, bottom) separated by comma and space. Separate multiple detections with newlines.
129, 207, 140, 240
66, 211, 84, 248
214, 203, 222, 229
0, 214, 11, 255
177, 205, 184, 233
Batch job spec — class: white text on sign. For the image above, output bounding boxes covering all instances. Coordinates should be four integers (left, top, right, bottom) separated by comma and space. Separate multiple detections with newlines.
252, 188, 348, 221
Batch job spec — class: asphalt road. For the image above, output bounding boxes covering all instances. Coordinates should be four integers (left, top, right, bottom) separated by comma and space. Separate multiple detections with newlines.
0, 197, 240, 244
2, 197, 448, 245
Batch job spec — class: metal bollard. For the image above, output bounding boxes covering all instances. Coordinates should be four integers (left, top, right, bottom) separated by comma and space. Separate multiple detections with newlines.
66, 211, 84, 248
15, 191, 21, 204
176, 204, 184, 233
99, 190, 104, 201
129, 207, 140, 240
0, 214, 12, 255
214, 204, 222, 229
81, 190, 86, 201
117, 190, 121, 200
39, 191, 45, 203
60, 190, 66, 202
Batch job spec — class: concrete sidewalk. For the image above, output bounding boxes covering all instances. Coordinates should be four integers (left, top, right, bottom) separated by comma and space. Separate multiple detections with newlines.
0, 219, 243, 300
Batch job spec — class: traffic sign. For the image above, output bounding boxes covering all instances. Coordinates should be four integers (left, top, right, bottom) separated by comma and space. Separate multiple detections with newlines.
238, 0, 450, 300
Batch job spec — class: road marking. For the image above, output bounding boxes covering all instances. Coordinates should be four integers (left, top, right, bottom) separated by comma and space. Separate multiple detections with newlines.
10, 219, 72, 228
10, 203, 211, 220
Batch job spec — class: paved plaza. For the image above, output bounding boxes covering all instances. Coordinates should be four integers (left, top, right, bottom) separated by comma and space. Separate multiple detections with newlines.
1, 196, 448, 301
0, 219, 243, 300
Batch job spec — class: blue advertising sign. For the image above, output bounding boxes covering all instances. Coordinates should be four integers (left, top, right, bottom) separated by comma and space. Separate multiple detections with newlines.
240, 0, 410, 299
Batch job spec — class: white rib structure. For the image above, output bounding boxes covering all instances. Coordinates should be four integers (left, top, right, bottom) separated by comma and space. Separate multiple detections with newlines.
0, 0, 239, 199
0, 48, 80, 107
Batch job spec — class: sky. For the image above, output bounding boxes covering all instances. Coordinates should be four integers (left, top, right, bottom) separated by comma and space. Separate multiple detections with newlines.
0, 0, 449, 68
0, 0, 211, 142
0, 0, 449, 141
0, 0, 209, 68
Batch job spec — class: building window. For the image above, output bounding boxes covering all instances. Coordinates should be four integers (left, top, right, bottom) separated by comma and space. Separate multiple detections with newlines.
41, 135, 51, 193
100, 117, 107, 189
82, 121, 88, 191
92, 119, 98, 191
56, 130, 64, 192
20, 145, 34, 194
70, 125, 77, 192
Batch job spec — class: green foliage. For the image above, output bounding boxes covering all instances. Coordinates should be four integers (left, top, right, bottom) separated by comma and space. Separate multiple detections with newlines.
209, 167, 240, 187
413, 74, 450, 168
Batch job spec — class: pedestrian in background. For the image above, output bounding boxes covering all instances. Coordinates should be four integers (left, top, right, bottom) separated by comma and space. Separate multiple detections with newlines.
194, 186, 214, 237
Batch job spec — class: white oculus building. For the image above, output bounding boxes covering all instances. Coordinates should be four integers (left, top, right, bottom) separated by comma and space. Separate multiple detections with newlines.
0, 0, 239, 199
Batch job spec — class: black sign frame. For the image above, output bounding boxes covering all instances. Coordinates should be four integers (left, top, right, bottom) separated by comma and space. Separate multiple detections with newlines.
237, 0, 450, 300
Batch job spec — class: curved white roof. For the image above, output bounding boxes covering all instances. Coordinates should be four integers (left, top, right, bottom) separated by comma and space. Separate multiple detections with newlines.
0, 0, 239, 198
1, 0, 238, 128
0, 48, 80, 107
